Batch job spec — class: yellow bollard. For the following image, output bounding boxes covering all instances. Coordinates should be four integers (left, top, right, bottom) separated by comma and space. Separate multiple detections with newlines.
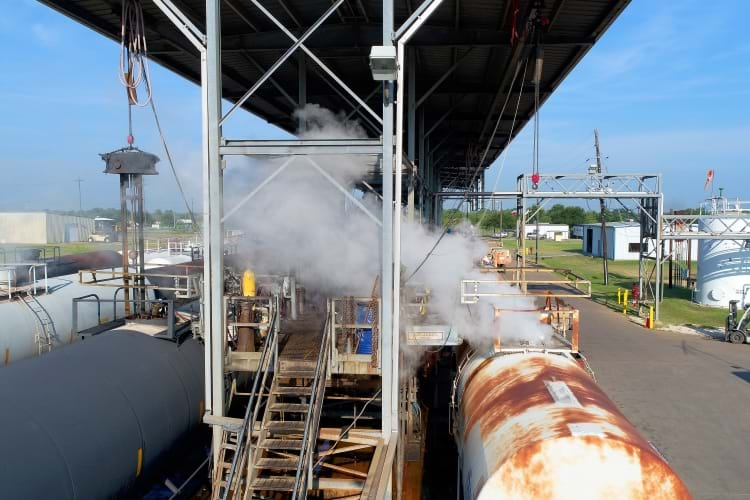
623, 290, 629, 315
617, 288, 622, 305
649, 306, 655, 329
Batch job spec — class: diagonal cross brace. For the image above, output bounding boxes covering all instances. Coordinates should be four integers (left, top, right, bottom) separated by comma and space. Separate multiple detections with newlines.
221, 156, 382, 227
221, 0, 344, 125
248, 0, 382, 125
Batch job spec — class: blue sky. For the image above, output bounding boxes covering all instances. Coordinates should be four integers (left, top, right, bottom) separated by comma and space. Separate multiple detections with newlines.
0, 0, 748, 212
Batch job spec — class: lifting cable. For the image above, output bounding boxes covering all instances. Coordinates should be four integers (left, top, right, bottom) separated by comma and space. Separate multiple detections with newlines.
530, 2, 549, 189
119, 0, 198, 230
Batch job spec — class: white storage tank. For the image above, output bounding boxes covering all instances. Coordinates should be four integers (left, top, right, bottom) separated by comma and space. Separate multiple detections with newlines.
695, 200, 750, 307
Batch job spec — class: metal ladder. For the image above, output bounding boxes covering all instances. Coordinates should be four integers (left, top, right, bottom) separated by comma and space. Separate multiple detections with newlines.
19, 292, 56, 354
249, 316, 331, 499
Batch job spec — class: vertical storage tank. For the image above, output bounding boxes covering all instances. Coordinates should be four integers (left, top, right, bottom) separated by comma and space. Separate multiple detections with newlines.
695, 201, 750, 307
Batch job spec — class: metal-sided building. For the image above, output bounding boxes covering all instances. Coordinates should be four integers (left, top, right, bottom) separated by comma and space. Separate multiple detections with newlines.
581, 222, 641, 260
526, 223, 570, 240
0, 212, 94, 244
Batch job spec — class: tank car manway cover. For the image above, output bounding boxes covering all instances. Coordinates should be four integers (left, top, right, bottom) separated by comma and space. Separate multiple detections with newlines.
457, 352, 691, 500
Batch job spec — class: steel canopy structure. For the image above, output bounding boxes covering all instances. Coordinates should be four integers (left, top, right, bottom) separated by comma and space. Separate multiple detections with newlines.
41, 0, 629, 203
37, 0, 632, 496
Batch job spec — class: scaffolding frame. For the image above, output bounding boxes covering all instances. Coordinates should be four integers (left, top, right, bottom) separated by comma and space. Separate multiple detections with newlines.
149, 1, 446, 495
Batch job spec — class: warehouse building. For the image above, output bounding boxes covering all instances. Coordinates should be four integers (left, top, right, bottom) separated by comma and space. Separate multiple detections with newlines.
0, 212, 94, 244
581, 222, 642, 260
526, 223, 570, 240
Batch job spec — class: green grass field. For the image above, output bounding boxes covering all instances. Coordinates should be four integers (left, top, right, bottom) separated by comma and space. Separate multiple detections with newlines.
486, 237, 727, 328
0, 230, 199, 259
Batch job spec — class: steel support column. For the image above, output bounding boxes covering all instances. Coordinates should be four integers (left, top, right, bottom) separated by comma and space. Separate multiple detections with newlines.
418, 110, 425, 223
655, 194, 664, 320
204, 0, 224, 460
407, 48, 416, 223
381, 0, 395, 443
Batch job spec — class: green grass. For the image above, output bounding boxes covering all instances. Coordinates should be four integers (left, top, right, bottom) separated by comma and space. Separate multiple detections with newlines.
516, 239, 728, 328
0, 230, 199, 259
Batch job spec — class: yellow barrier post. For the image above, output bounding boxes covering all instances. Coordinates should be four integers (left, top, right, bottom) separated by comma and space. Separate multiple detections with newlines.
649, 306, 654, 329
617, 288, 622, 305
623, 290, 629, 315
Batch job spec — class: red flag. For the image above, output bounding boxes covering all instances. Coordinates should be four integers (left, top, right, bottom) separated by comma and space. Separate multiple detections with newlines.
704, 169, 714, 191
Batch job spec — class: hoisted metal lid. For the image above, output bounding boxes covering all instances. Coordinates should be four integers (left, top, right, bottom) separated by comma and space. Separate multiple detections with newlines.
100, 147, 159, 175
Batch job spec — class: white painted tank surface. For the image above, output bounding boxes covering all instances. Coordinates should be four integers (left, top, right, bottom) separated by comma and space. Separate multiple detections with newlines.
696, 217, 750, 307
144, 252, 193, 267
0, 271, 152, 366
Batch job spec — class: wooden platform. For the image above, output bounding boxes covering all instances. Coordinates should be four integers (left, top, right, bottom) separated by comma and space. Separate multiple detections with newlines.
278, 303, 326, 369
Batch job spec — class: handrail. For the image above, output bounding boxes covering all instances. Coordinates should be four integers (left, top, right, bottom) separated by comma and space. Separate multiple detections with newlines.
222, 295, 280, 500
71, 294, 102, 331
292, 313, 332, 499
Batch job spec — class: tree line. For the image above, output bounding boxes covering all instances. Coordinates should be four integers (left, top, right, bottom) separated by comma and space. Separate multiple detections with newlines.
443, 204, 639, 232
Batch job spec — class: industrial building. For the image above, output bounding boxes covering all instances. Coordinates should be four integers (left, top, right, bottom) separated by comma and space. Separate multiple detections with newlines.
526, 223, 570, 240
581, 222, 641, 260
0, 212, 94, 244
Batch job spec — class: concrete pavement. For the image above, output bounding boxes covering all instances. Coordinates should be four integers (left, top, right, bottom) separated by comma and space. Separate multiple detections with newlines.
569, 296, 750, 499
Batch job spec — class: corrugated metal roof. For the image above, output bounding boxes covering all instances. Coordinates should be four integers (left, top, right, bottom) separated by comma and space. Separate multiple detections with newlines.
39, 0, 630, 191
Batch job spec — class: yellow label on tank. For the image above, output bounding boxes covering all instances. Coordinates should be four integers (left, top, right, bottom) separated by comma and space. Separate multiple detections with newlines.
136, 448, 143, 477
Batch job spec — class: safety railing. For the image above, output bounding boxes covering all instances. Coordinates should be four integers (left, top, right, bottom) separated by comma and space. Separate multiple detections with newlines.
225, 295, 275, 344
71, 295, 179, 340
222, 294, 280, 499
78, 269, 201, 299
0, 246, 60, 265
1, 262, 49, 300
460, 275, 591, 303
330, 296, 381, 372
292, 311, 332, 499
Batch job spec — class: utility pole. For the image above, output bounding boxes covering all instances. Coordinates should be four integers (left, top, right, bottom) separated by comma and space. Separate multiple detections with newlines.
594, 129, 609, 285
73, 177, 84, 212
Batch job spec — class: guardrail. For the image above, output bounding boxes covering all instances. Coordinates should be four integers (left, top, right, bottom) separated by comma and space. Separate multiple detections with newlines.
293, 312, 331, 499
1, 262, 49, 300
78, 269, 201, 299
222, 295, 280, 499
71, 295, 179, 341
460, 276, 591, 303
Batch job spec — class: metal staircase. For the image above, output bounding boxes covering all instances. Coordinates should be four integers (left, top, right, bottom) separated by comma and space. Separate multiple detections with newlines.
19, 292, 56, 354
248, 315, 331, 499
212, 300, 280, 500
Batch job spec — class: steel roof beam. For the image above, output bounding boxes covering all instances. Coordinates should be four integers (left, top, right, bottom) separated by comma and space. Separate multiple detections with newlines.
220, 25, 592, 50
415, 48, 475, 107
219, 138, 383, 155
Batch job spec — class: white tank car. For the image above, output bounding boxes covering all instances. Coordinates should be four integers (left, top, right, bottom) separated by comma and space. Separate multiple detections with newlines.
0, 271, 152, 366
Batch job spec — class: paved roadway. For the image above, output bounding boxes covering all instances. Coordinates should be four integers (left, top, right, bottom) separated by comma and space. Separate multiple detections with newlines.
568, 296, 750, 500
